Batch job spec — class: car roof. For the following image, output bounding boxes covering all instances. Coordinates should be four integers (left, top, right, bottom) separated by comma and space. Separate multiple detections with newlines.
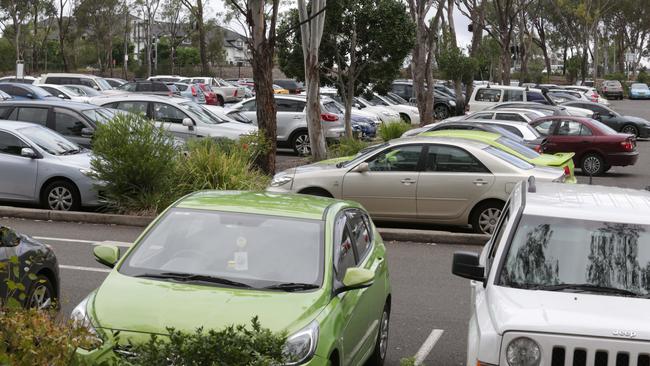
0, 120, 48, 130
0, 99, 99, 110
175, 190, 347, 220
92, 94, 188, 104
41, 73, 102, 79
390, 135, 491, 149
523, 182, 650, 225
422, 130, 501, 142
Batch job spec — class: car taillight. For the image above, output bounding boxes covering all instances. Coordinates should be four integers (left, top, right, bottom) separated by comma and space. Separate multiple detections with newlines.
321, 113, 339, 122
534, 145, 542, 153
191, 86, 197, 97
621, 139, 634, 151
563, 165, 571, 176
234, 89, 238, 97
603, 86, 608, 91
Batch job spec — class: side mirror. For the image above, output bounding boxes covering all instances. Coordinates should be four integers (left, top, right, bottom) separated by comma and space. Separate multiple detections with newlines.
93, 85, 100, 90
182, 118, 194, 129
354, 103, 362, 109
20, 147, 38, 159
81, 127, 94, 138
93, 245, 120, 268
334, 267, 374, 295
451, 251, 485, 282
351, 162, 369, 173
58, 94, 68, 99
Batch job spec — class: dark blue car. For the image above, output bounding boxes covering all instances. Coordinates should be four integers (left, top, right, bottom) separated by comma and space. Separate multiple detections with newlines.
0, 83, 58, 101
350, 114, 377, 139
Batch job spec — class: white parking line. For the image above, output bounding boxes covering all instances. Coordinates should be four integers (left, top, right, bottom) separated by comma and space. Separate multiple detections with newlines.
60, 265, 111, 273
33, 236, 132, 247
414, 329, 445, 365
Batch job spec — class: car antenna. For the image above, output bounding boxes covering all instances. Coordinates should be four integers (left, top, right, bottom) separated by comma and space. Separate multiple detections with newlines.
527, 176, 536, 193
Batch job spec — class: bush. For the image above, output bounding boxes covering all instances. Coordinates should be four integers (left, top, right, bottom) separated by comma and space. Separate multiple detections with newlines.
328, 137, 370, 158
378, 120, 411, 142
91, 113, 179, 215
637, 69, 649, 84
116, 317, 288, 366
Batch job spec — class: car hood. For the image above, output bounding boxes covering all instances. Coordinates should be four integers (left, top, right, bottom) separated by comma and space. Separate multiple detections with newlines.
622, 115, 650, 125
53, 150, 93, 169
92, 272, 327, 337
214, 121, 258, 133
489, 286, 650, 340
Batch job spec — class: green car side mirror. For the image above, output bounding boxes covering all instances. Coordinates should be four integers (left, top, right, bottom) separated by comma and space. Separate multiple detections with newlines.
334, 268, 374, 295
93, 245, 120, 268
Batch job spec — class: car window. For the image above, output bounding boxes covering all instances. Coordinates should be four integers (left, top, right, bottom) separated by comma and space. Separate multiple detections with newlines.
498, 124, 524, 137
426, 145, 488, 173
79, 79, 96, 88
135, 82, 151, 92
154, 102, 187, 123
487, 200, 511, 271
496, 137, 540, 159
41, 86, 66, 98
434, 124, 473, 131
346, 210, 372, 261
525, 91, 546, 102
472, 112, 494, 120
366, 144, 423, 172
153, 83, 170, 92
334, 214, 357, 282
0, 106, 12, 118
484, 146, 534, 170
240, 100, 256, 112
117, 101, 148, 115
11, 86, 30, 97
503, 90, 524, 102
54, 108, 87, 136
495, 113, 526, 122
120, 83, 136, 92
15, 107, 48, 126
557, 120, 590, 136
276, 99, 304, 112
534, 120, 555, 136
0, 131, 28, 155
475, 88, 502, 102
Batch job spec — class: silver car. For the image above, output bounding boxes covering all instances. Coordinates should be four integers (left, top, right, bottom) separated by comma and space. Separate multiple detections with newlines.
0, 121, 101, 211
268, 136, 566, 234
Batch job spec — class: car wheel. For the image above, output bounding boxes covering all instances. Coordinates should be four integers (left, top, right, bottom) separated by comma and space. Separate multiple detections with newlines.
400, 113, 411, 124
291, 130, 311, 156
27, 275, 56, 310
41, 180, 80, 211
434, 104, 450, 120
471, 201, 504, 235
367, 303, 390, 366
621, 124, 639, 137
581, 153, 605, 176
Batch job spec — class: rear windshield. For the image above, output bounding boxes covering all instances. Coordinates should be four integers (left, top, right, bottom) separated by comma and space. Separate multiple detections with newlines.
484, 146, 534, 170
590, 119, 618, 134
496, 136, 540, 159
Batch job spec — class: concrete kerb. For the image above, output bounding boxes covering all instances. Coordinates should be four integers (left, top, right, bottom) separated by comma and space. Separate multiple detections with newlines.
0, 206, 489, 245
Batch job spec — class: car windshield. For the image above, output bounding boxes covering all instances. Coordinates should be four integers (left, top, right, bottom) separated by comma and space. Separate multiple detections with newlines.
387, 93, 409, 104
96, 78, 113, 90
198, 105, 228, 123
31, 86, 54, 98
61, 86, 83, 97
179, 101, 220, 124
496, 136, 540, 159
81, 108, 117, 124
324, 101, 344, 114
119, 208, 325, 288
484, 146, 533, 170
499, 215, 650, 297
357, 97, 375, 106
227, 110, 253, 124
338, 143, 390, 168
18, 126, 80, 155
371, 96, 391, 106
631, 84, 649, 90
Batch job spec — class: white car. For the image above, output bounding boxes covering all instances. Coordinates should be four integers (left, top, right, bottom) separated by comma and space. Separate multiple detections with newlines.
468, 85, 550, 112
90, 94, 257, 141
352, 96, 401, 123
370, 93, 420, 125
453, 180, 650, 365
402, 118, 543, 144
147, 75, 184, 82
0, 76, 38, 84
37, 73, 122, 94
564, 85, 611, 106
38, 84, 90, 103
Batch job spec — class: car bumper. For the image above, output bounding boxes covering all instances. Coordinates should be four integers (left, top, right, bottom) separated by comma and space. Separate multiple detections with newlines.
606, 151, 639, 167
603, 91, 623, 98
325, 127, 345, 140
639, 125, 650, 138
77, 178, 105, 207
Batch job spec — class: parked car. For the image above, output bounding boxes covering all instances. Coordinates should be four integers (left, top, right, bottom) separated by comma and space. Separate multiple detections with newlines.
103, 78, 127, 88
0, 121, 102, 210
195, 83, 217, 105
370, 93, 420, 125
600, 79, 624, 99
629, 83, 650, 100
421, 130, 576, 183
0, 100, 120, 148
180, 77, 246, 104
171, 82, 205, 104
229, 95, 345, 154
63, 84, 103, 98
272, 84, 290, 94
453, 179, 650, 366
0, 225, 59, 309
37, 73, 118, 93
92, 95, 258, 141
273, 79, 302, 94
446, 108, 547, 123
351, 97, 401, 123
547, 88, 591, 102
530, 116, 639, 175
269, 135, 566, 234
38, 84, 90, 103
390, 80, 458, 119
564, 85, 610, 105
147, 75, 183, 83
74, 191, 391, 365
0, 83, 58, 101
486, 102, 594, 118
118, 81, 179, 96
0, 76, 38, 84
561, 100, 650, 138
467, 85, 551, 112
546, 90, 580, 103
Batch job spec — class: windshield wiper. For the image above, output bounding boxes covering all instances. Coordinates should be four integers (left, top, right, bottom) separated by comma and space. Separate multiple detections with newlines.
530, 283, 639, 297
263, 283, 320, 292
134, 272, 251, 288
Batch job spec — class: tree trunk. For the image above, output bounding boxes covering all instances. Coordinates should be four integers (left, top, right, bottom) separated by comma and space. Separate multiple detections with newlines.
500, 39, 512, 85
196, 0, 209, 75
466, 0, 485, 112
410, 1, 441, 126
592, 30, 599, 80
146, 22, 152, 78
518, 11, 528, 82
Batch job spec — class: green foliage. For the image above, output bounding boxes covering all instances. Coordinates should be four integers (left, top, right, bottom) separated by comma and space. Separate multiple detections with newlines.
328, 137, 370, 158
565, 55, 583, 84
438, 41, 478, 86
378, 121, 410, 142
637, 69, 650, 84
116, 317, 288, 366
90, 113, 179, 214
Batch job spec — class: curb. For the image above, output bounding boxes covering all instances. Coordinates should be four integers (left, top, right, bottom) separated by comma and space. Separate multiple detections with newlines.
0, 206, 489, 246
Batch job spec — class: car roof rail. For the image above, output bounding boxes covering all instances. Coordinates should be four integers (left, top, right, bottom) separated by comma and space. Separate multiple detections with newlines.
527, 176, 536, 193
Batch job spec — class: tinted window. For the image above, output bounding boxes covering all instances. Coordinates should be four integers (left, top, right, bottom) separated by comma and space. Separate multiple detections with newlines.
0, 106, 12, 118
0, 131, 27, 155
495, 113, 526, 122
503, 89, 524, 102
426, 145, 488, 173
153, 83, 169, 92
15, 107, 48, 126
498, 124, 524, 137
79, 79, 96, 88
334, 214, 356, 282
276, 99, 304, 112
526, 91, 546, 102
135, 82, 151, 92
175, 84, 188, 91
347, 210, 372, 260
45, 77, 62, 84
475, 88, 501, 102
54, 108, 86, 136
154, 102, 187, 123
11, 85, 30, 97
120, 83, 137, 92
367, 145, 422, 172
496, 137, 540, 159
473, 112, 494, 120
116, 101, 148, 115
41, 86, 67, 98
557, 120, 591, 136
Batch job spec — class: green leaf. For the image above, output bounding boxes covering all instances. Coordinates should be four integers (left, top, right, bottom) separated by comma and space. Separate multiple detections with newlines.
18, 293, 26, 301
27, 273, 37, 281
8, 256, 19, 264
6, 297, 21, 309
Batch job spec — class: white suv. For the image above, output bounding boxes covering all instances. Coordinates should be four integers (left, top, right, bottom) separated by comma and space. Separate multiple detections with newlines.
453, 179, 650, 366
468, 85, 550, 112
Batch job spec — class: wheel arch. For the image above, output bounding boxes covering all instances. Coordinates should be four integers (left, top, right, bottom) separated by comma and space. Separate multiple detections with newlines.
36, 267, 59, 301
468, 198, 506, 225
297, 186, 334, 198
39, 176, 80, 205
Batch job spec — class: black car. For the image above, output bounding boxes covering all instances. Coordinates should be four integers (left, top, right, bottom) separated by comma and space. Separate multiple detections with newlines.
118, 81, 180, 96
0, 100, 120, 148
561, 100, 650, 138
390, 81, 459, 119
273, 79, 301, 94
0, 226, 59, 309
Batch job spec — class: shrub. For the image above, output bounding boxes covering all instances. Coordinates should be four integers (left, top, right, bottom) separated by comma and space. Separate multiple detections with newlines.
116, 317, 288, 366
378, 120, 411, 142
90, 113, 179, 215
328, 137, 370, 159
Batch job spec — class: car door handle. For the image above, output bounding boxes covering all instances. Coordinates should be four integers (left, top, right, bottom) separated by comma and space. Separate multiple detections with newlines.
473, 179, 488, 186
400, 178, 416, 185
293, 116, 302, 119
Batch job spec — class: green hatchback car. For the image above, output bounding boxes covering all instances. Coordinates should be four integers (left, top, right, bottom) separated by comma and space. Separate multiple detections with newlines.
72, 191, 391, 365
420, 130, 578, 183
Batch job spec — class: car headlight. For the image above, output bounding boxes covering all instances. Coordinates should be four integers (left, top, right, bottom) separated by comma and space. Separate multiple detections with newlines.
283, 321, 319, 365
449, 100, 456, 107
71, 294, 103, 349
271, 174, 293, 187
506, 337, 541, 366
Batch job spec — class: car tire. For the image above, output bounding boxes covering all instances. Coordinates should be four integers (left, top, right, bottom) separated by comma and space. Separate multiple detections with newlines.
400, 113, 411, 124
27, 275, 56, 310
41, 180, 81, 211
367, 303, 390, 366
434, 104, 450, 120
581, 153, 605, 176
217, 95, 225, 106
291, 130, 311, 156
299, 188, 333, 198
621, 124, 639, 137
470, 201, 504, 235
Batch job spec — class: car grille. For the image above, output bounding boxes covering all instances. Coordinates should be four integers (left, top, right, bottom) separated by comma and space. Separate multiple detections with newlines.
501, 332, 650, 366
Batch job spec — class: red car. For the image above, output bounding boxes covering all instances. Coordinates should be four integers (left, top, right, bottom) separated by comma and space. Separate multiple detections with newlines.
530, 116, 639, 176
197, 83, 219, 105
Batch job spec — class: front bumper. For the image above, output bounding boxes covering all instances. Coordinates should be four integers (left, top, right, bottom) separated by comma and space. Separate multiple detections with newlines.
639, 125, 650, 138
325, 127, 345, 140
606, 151, 639, 167
78, 178, 105, 207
